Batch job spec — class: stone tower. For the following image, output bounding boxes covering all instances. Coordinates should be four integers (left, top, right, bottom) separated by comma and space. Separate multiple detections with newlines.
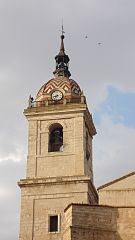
18, 33, 98, 240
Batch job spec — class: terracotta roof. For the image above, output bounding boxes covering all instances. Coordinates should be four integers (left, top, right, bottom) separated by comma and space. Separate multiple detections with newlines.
97, 171, 135, 190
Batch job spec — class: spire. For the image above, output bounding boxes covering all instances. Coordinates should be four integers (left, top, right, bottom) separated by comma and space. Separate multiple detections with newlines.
53, 26, 71, 78
59, 34, 65, 55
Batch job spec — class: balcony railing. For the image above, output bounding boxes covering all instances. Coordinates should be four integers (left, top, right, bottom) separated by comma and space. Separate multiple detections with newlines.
28, 96, 86, 108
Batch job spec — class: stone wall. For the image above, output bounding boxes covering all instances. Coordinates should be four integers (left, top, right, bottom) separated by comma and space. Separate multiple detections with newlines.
117, 207, 135, 240
63, 204, 135, 240
63, 204, 117, 240
18, 177, 98, 240
24, 104, 94, 180
98, 172, 135, 206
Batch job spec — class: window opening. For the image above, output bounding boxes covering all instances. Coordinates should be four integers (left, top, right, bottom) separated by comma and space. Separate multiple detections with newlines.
86, 131, 90, 160
49, 124, 63, 152
49, 215, 58, 232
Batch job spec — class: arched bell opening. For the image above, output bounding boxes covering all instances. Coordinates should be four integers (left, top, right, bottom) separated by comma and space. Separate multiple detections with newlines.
48, 123, 63, 152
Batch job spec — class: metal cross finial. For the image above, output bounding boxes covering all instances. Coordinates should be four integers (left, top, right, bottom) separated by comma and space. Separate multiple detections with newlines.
61, 20, 65, 35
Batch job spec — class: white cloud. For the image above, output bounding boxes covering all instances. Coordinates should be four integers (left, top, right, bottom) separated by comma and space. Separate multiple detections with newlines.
0, 159, 25, 240
0, 187, 11, 197
0, 147, 26, 162
93, 114, 135, 186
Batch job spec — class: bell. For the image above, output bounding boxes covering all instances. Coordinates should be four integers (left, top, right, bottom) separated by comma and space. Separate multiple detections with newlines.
53, 129, 62, 144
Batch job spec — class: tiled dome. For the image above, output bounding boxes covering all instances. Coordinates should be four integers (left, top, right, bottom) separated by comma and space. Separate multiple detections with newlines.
36, 34, 82, 103
36, 76, 81, 101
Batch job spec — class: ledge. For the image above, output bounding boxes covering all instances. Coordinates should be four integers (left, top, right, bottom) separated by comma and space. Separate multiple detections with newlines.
18, 175, 92, 187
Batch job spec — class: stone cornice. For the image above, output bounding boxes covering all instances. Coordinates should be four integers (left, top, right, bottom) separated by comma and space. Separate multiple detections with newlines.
18, 175, 98, 199
18, 175, 91, 187
24, 103, 96, 137
24, 103, 86, 116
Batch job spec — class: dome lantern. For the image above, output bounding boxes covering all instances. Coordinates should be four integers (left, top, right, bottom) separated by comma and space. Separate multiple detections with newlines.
34, 28, 83, 104
53, 32, 71, 78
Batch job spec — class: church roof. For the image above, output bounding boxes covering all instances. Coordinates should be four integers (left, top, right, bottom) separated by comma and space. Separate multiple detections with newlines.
97, 171, 135, 190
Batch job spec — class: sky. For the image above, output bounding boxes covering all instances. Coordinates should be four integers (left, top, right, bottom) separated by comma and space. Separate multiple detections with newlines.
0, 0, 135, 239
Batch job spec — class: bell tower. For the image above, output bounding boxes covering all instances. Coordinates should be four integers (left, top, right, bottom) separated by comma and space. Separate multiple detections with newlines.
18, 32, 98, 240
